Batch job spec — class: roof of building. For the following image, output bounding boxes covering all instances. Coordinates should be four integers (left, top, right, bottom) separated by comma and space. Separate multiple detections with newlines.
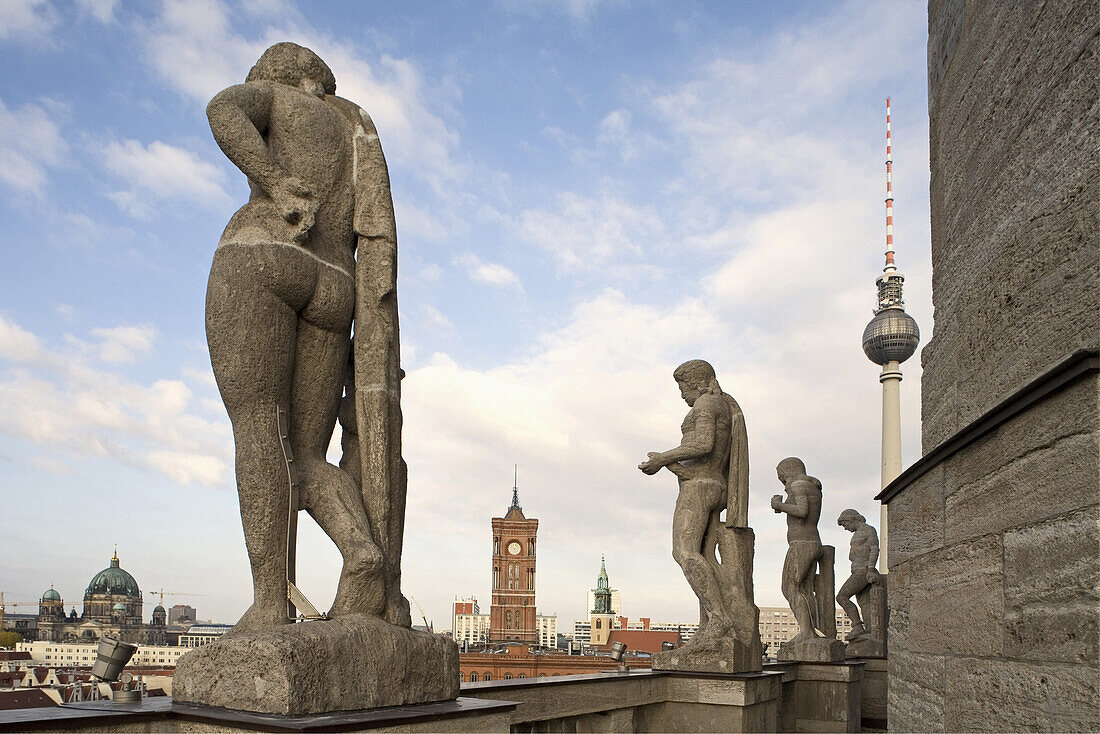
0, 652, 31, 662
182, 624, 233, 635
86, 551, 141, 598
0, 689, 58, 710
593, 630, 681, 655
41, 587, 61, 602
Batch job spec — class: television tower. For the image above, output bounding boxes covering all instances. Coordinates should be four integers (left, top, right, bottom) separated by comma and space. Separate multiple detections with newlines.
862, 98, 920, 570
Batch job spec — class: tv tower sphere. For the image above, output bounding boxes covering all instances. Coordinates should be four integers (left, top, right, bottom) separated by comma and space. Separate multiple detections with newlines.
862, 304, 920, 365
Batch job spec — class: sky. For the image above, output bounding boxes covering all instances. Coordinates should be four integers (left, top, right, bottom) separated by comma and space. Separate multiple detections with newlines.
0, 0, 932, 632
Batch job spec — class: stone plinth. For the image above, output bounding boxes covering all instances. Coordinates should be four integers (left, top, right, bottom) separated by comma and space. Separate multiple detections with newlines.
777, 636, 845, 663
851, 656, 887, 729
173, 616, 459, 715
770, 661, 863, 733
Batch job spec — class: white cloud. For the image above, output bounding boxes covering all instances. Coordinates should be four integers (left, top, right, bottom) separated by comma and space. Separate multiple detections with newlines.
453, 252, 523, 290
90, 325, 157, 364
138, 0, 463, 187
0, 315, 232, 487
0, 0, 58, 40
75, 0, 118, 23
517, 192, 661, 269
0, 98, 67, 193
102, 139, 229, 215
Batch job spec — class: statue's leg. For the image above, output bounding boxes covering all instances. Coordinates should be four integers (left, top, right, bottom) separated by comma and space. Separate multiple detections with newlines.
836, 573, 867, 637
292, 279, 385, 619
672, 485, 724, 639
206, 247, 303, 632
783, 543, 819, 643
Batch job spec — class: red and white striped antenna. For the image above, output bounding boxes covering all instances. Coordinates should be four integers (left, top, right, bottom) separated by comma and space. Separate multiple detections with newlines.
884, 97, 895, 272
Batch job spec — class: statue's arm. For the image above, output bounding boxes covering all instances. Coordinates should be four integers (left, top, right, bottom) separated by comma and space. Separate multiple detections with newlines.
864, 527, 880, 569
771, 485, 809, 517
206, 83, 286, 194
641, 404, 716, 472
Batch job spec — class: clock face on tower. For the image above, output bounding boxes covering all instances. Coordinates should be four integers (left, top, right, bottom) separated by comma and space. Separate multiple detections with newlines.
507, 541, 522, 555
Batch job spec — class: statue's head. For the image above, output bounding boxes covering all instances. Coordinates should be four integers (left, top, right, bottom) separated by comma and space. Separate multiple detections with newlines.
673, 359, 720, 406
837, 508, 865, 531
775, 456, 806, 482
247, 42, 337, 97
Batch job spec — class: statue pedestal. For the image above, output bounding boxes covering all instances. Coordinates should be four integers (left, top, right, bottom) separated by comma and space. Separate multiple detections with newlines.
777, 636, 845, 663
769, 660, 863, 733
173, 616, 459, 715
654, 634, 762, 674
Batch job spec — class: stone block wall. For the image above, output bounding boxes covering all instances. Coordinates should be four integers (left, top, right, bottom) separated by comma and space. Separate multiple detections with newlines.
921, 0, 1098, 450
884, 1, 1100, 730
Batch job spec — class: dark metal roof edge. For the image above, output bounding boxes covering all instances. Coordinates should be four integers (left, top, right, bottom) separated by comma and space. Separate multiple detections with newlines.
876, 348, 1099, 504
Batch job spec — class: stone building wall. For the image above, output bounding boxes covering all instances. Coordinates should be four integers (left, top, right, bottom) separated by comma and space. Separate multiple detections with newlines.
884, 1, 1099, 731
921, 0, 1098, 450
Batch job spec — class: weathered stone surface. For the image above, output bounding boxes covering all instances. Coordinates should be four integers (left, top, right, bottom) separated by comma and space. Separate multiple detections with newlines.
909, 534, 1003, 657
640, 360, 761, 673
776, 662, 862, 733
173, 616, 459, 715
836, 510, 886, 657
922, 0, 1099, 451
943, 657, 1100, 733
886, 464, 944, 566
852, 657, 887, 723
888, 650, 945, 733
777, 637, 845, 663
944, 431, 1098, 545
1004, 506, 1100, 664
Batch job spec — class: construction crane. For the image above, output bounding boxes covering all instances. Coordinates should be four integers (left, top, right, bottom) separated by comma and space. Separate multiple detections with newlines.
0, 591, 39, 628
147, 589, 206, 606
410, 595, 432, 632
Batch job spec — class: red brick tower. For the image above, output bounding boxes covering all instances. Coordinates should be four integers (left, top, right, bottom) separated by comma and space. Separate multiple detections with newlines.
489, 478, 538, 643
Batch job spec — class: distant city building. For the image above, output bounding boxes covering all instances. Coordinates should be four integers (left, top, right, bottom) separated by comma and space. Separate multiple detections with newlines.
452, 598, 489, 647
758, 606, 852, 654
177, 624, 233, 648
459, 643, 650, 682
10, 551, 168, 645
588, 557, 616, 646
535, 614, 557, 649
489, 479, 539, 644
168, 605, 197, 626
16, 640, 189, 668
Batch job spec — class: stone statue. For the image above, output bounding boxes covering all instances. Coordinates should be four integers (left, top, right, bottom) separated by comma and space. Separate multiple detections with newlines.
837, 509, 887, 658
639, 359, 761, 673
173, 42, 457, 715
771, 457, 844, 662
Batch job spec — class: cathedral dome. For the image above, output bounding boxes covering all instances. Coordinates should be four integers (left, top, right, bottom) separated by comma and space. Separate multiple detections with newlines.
86, 553, 141, 598
41, 587, 61, 602
112, 602, 126, 611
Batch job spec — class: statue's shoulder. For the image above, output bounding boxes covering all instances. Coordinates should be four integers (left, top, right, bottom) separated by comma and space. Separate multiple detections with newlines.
694, 393, 725, 413
790, 475, 820, 496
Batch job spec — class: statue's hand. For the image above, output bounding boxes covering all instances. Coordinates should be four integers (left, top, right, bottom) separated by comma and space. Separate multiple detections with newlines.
272, 176, 318, 243
638, 452, 663, 475
770, 494, 784, 513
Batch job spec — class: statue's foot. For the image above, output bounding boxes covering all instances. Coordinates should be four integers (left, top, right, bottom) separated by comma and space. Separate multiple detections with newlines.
846, 623, 868, 642
225, 602, 291, 636
328, 572, 386, 619
787, 631, 818, 646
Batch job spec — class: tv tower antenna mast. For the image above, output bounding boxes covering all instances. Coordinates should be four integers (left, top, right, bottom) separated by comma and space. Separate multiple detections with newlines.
862, 97, 920, 571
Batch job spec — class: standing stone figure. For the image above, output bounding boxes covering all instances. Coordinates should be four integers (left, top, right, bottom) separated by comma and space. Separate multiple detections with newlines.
639, 359, 762, 673
173, 42, 457, 716
837, 509, 887, 658
771, 457, 844, 662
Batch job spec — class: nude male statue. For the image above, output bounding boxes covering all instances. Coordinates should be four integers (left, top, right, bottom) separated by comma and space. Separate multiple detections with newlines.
639, 359, 749, 647
205, 43, 389, 632
771, 457, 826, 644
836, 509, 880, 642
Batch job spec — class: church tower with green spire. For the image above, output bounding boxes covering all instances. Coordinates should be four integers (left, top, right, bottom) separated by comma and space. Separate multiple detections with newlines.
589, 556, 616, 645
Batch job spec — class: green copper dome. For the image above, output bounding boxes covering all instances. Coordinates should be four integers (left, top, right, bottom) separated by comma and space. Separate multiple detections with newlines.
112, 602, 126, 611
41, 587, 61, 602
86, 552, 141, 597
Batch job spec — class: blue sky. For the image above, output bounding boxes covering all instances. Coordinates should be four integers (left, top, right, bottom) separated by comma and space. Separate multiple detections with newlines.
0, 0, 931, 632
